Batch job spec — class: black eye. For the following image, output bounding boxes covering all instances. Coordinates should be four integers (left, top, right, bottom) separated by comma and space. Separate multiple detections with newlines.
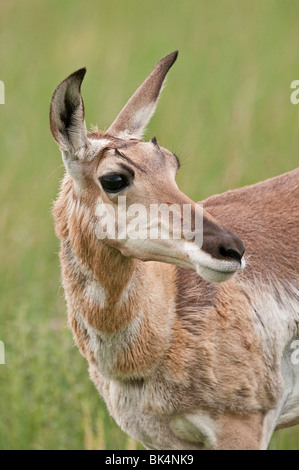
99, 173, 129, 193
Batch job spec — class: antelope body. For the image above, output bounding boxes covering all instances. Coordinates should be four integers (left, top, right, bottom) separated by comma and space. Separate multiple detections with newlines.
50, 52, 299, 450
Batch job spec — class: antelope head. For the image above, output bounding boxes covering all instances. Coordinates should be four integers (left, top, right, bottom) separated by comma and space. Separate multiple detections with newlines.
50, 51, 245, 283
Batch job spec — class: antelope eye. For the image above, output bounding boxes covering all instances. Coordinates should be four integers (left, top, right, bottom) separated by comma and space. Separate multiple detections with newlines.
99, 173, 129, 193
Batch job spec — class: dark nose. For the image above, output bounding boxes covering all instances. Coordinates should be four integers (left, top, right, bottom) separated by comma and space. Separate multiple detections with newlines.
219, 235, 245, 262
201, 216, 245, 264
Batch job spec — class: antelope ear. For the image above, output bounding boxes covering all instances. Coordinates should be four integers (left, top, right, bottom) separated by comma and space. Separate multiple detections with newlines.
107, 51, 178, 139
50, 68, 88, 160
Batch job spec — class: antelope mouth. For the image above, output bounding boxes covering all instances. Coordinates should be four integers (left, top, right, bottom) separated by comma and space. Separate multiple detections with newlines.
196, 261, 245, 283
187, 247, 246, 283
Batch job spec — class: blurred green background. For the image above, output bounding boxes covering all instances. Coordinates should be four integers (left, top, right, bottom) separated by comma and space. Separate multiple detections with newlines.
1, 0, 299, 450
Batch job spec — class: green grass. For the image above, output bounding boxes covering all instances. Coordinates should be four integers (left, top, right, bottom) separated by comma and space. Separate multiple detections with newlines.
1, 0, 299, 449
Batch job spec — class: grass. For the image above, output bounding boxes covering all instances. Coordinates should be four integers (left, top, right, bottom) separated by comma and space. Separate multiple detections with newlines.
0, 0, 299, 449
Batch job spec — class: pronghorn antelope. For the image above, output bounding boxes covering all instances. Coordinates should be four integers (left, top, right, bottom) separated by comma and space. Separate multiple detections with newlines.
50, 51, 299, 450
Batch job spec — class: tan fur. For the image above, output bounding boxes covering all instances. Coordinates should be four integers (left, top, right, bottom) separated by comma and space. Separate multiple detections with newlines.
214, 412, 265, 450
50, 52, 299, 449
